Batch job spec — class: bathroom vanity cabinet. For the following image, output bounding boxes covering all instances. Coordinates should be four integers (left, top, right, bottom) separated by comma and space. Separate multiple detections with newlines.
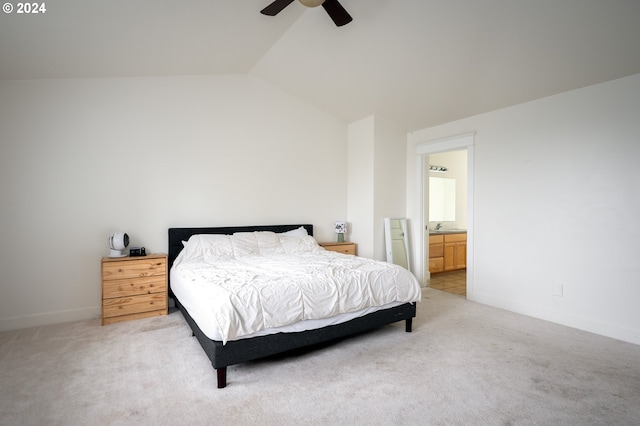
429, 232, 466, 273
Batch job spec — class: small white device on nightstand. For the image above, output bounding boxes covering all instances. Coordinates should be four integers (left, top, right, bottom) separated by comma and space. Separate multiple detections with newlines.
108, 232, 129, 257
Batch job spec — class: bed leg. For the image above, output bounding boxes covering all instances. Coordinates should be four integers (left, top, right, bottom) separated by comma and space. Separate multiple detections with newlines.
216, 367, 227, 389
405, 318, 413, 333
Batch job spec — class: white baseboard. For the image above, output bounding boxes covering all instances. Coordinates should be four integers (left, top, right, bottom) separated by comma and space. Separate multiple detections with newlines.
0, 306, 101, 332
469, 292, 640, 346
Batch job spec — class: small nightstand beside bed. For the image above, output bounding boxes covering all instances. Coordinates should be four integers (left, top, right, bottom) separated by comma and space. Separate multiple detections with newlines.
168, 224, 421, 388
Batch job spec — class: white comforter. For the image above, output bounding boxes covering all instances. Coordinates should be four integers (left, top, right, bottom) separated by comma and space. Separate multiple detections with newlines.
170, 231, 422, 344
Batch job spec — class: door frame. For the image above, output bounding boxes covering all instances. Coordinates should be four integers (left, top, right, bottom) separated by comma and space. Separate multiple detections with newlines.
415, 132, 475, 296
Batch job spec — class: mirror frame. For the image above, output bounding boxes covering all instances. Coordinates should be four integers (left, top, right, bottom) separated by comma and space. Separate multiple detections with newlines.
384, 218, 411, 270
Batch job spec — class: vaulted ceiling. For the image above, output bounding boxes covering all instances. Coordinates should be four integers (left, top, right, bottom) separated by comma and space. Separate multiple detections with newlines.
2, 0, 640, 132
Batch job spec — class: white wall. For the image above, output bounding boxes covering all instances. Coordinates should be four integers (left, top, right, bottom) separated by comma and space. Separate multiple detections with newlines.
0, 75, 348, 330
347, 117, 375, 257
347, 116, 406, 260
408, 73, 640, 345
373, 117, 407, 261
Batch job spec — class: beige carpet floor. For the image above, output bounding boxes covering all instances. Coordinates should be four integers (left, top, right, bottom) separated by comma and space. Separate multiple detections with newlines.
1, 288, 639, 425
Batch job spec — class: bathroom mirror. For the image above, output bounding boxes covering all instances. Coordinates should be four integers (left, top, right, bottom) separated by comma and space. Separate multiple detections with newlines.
384, 218, 410, 270
429, 177, 456, 222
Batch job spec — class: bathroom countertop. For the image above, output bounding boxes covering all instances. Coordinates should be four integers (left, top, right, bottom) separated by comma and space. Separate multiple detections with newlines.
429, 229, 467, 235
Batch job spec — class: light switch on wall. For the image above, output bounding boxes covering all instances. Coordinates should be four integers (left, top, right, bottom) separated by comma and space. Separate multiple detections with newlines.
553, 283, 564, 297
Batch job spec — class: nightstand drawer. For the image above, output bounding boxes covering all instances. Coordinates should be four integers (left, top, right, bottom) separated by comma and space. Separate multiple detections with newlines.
319, 242, 357, 255
102, 258, 166, 281
103, 276, 166, 298
101, 253, 168, 325
102, 293, 167, 319
331, 245, 356, 255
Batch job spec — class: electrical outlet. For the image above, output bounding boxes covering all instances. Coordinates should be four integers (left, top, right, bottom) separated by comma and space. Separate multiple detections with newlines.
553, 283, 564, 297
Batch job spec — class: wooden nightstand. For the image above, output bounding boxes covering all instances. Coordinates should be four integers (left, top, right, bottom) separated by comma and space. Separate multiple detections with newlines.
319, 242, 357, 255
101, 253, 168, 325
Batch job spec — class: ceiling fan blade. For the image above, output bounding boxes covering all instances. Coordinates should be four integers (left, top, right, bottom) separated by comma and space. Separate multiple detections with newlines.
322, 0, 353, 26
261, 0, 295, 16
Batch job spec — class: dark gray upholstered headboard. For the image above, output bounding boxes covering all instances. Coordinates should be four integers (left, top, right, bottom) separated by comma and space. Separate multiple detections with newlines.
167, 224, 314, 271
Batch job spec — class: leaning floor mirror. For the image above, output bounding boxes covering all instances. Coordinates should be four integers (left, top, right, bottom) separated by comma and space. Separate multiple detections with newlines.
384, 218, 411, 270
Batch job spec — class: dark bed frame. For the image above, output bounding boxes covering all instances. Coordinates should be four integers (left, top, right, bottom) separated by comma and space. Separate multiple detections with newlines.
168, 224, 417, 388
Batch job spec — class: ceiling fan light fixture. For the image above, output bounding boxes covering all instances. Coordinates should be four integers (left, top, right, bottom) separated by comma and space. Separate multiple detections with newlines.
298, 0, 325, 7
261, 0, 351, 27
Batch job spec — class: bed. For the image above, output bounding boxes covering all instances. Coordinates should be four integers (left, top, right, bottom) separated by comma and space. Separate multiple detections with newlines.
168, 224, 421, 388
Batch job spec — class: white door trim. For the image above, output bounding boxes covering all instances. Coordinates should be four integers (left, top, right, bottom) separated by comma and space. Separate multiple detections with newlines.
415, 132, 475, 296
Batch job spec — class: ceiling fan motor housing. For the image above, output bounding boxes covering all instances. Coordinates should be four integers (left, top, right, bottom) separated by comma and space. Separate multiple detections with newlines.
261, 0, 352, 27
299, 0, 325, 7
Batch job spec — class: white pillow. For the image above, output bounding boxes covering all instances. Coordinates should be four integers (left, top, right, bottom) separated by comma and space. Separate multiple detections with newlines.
199, 234, 234, 260
254, 231, 286, 255
180, 230, 317, 262
280, 226, 309, 237
179, 236, 205, 262
179, 234, 232, 262
278, 235, 321, 254
230, 232, 261, 257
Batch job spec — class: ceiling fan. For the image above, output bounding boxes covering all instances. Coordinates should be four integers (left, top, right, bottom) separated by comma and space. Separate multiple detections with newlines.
261, 0, 353, 27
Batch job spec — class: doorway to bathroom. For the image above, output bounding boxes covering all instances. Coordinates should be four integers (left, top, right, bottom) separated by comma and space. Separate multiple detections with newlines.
427, 150, 468, 296
415, 133, 474, 298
